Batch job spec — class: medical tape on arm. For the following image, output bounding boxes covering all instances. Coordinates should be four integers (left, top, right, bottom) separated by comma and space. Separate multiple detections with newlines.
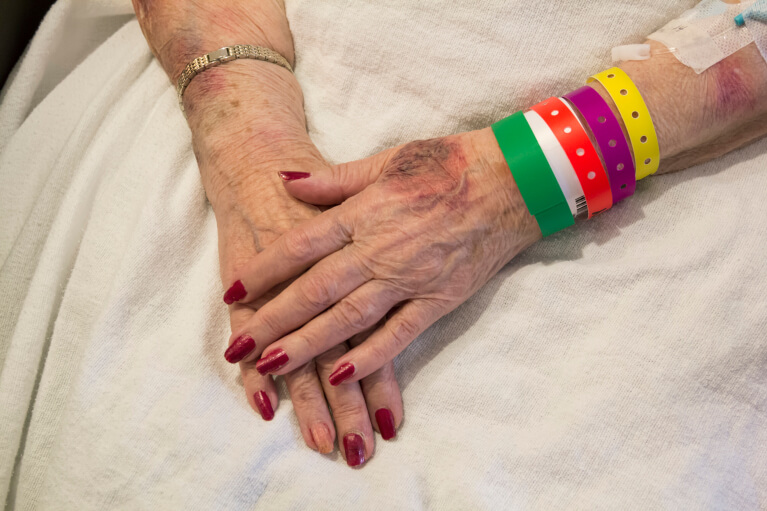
642, 0, 756, 73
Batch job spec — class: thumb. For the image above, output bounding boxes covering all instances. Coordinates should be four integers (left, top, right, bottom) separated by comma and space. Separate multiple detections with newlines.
279, 146, 400, 205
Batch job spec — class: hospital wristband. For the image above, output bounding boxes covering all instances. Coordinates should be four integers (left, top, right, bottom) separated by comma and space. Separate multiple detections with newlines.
523, 110, 587, 218
588, 67, 660, 180
530, 97, 612, 217
491, 111, 574, 236
563, 86, 637, 204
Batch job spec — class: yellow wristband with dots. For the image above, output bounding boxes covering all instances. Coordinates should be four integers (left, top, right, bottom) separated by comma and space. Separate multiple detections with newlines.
588, 67, 659, 180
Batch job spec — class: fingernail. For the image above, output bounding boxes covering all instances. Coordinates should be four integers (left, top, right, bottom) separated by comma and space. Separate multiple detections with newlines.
328, 362, 355, 386
223, 280, 246, 304
224, 334, 256, 363
343, 433, 365, 467
375, 408, 397, 440
255, 348, 289, 375
311, 423, 334, 454
278, 171, 311, 181
254, 391, 274, 421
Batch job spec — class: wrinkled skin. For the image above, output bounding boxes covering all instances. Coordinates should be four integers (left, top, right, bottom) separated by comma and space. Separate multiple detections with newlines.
228, 128, 542, 384
131, 0, 403, 466
193, 65, 404, 463
131, 0, 767, 465
226, 42, 767, 386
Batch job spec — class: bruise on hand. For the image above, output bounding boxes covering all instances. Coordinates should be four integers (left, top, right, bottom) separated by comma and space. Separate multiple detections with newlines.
385, 138, 466, 177
381, 138, 472, 212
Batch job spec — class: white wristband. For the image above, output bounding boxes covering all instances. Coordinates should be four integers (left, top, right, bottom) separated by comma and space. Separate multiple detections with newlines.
524, 110, 586, 218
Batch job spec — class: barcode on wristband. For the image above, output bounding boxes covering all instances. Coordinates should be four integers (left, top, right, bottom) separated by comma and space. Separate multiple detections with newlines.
575, 195, 588, 218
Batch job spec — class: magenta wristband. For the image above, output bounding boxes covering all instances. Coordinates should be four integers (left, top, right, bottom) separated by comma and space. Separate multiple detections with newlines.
564, 86, 636, 204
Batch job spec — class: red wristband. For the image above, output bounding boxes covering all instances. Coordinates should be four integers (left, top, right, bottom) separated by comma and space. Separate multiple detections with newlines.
530, 97, 612, 217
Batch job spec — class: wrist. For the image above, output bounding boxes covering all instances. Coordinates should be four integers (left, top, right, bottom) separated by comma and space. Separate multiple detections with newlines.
183, 58, 305, 132
186, 64, 326, 214
133, 0, 295, 83
606, 41, 767, 173
471, 128, 543, 257
197, 121, 326, 210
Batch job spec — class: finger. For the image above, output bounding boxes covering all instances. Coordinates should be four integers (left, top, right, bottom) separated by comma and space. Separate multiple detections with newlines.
254, 280, 404, 375
224, 303, 259, 363
228, 281, 280, 421
240, 362, 279, 421
350, 328, 403, 441
282, 360, 336, 454
219, 216, 263, 364
316, 344, 376, 467
326, 299, 441, 385
233, 248, 371, 364
222, 207, 352, 305
280, 145, 400, 205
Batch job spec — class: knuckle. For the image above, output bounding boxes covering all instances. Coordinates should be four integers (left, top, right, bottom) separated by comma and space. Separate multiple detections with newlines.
256, 308, 282, 338
301, 274, 336, 310
367, 341, 394, 366
289, 380, 322, 406
329, 400, 367, 423
291, 333, 324, 354
334, 298, 370, 331
390, 315, 420, 349
284, 229, 314, 262
284, 362, 323, 405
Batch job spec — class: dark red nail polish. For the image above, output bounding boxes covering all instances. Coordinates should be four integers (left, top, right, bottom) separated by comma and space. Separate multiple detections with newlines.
255, 348, 289, 375
375, 408, 396, 440
278, 171, 311, 181
328, 362, 355, 386
254, 391, 274, 421
343, 433, 365, 467
223, 280, 246, 304
224, 335, 256, 363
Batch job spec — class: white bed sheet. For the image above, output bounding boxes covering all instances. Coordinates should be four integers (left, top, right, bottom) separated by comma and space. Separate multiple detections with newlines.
2, 0, 766, 509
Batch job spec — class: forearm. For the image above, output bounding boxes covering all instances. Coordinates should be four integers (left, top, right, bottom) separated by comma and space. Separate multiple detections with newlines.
600, 41, 767, 175
478, 41, 767, 257
131, 0, 316, 212
131, 0, 294, 80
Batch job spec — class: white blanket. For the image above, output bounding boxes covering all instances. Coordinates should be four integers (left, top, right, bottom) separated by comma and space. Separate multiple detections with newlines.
2, 0, 766, 508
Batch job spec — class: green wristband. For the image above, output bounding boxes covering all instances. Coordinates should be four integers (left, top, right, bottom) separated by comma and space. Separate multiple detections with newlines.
491, 111, 573, 237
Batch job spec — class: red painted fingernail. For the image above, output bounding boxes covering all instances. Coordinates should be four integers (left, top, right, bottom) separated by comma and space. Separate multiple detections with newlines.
255, 348, 289, 375
224, 335, 255, 363
311, 423, 334, 454
278, 171, 311, 181
328, 362, 355, 386
375, 408, 396, 440
254, 391, 274, 421
223, 280, 246, 304
343, 433, 365, 467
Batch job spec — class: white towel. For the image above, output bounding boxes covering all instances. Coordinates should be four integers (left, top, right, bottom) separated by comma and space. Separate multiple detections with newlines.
2, 0, 766, 509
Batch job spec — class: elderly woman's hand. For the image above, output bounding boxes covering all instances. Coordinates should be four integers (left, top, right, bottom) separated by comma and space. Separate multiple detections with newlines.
188, 62, 403, 465
131, 0, 403, 466
227, 128, 542, 385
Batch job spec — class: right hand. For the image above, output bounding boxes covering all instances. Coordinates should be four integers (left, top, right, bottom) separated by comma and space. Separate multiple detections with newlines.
185, 60, 402, 467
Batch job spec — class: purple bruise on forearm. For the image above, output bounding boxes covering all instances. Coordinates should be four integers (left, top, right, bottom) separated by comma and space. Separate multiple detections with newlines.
709, 56, 761, 115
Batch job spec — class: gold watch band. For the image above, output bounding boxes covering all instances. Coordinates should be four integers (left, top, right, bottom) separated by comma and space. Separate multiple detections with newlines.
176, 45, 293, 113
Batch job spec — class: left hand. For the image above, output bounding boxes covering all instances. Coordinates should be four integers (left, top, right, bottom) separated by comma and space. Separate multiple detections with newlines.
227, 128, 542, 385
